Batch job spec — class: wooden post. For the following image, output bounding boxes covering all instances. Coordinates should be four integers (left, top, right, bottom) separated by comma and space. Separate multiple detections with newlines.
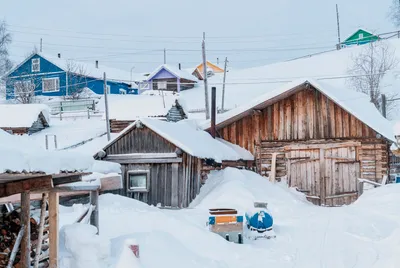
34, 193, 48, 268
202, 32, 210, 120
90, 190, 99, 234
49, 191, 59, 268
171, 163, 179, 207
270, 153, 278, 183
20, 191, 31, 268
211, 87, 216, 138
221, 57, 228, 112
319, 148, 326, 206
104, 72, 111, 141
357, 179, 364, 196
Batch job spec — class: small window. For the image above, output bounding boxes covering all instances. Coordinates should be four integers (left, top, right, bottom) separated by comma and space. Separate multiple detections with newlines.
106, 85, 111, 94
127, 170, 149, 192
42, 77, 60, 93
157, 81, 167, 90
32, 58, 40, 72
359, 33, 364, 39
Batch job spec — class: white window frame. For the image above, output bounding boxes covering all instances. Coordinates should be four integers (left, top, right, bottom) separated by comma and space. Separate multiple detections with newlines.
14, 80, 35, 95
42, 77, 60, 93
31, 58, 40, 72
127, 170, 150, 192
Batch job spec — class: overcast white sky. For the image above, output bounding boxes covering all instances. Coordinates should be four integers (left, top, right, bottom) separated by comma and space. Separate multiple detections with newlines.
1, 0, 395, 73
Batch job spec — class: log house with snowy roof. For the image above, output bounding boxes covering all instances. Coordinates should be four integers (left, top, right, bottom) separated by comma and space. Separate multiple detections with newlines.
202, 79, 394, 206
95, 119, 253, 208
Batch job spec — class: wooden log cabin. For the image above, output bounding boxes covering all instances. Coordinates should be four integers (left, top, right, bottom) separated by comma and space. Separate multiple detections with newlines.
203, 79, 395, 206
0, 104, 50, 135
95, 118, 253, 208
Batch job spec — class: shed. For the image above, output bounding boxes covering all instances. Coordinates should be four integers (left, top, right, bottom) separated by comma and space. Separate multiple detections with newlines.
106, 93, 188, 132
0, 104, 50, 134
95, 118, 253, 208
146, 64, 197, 92
342, 28, 379, 46
202, 79, 394, 206
192, 61, 224, 80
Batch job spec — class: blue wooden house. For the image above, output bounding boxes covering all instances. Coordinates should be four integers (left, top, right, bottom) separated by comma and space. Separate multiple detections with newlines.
4, 52, 138, 100
141, 64, 197, 93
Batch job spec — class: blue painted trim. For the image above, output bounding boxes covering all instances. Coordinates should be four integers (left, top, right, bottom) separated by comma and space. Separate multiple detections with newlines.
236, 216, 243, 223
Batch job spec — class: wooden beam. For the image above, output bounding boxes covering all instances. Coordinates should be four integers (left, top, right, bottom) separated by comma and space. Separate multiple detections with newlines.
270, 153, 278, 183
52, 184, 100, 192
106, 158, 182, 164
90, 190, 99, 234
52, 174, 84, 186
34, 193, 48, 268
284, 141, 361, 151
106, 153, 178, 159
20, 191, 31, 268
171, 163, 179, 208
0, 175, 53, 198
49, 191, 59, 268
319, 148, 326, 206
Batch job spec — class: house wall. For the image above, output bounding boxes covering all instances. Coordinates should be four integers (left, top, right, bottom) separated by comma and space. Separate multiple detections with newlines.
216, 86, 390, 206
151, 78, 179, 92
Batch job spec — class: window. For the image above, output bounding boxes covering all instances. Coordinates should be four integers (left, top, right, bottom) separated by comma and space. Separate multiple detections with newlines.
14, 80, 34, 94
42, 77, 60, 93
157, 81, 167, 90
127, 170, 149, 192
32, 58, 40, 72
359, 33, 364, 39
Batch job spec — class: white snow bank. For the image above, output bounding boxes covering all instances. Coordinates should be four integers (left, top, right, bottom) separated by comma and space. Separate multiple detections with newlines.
106, 118, 254, 162
113, 238, 142, 268
60, 224, 109, 268
0, 129, 120, 174
0, 104, 50, 127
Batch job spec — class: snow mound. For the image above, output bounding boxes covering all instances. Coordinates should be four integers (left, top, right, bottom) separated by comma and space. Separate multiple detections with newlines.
0, 103, 50, 128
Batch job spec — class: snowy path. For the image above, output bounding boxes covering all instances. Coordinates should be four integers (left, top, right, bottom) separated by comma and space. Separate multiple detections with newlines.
60, 168, 400, 268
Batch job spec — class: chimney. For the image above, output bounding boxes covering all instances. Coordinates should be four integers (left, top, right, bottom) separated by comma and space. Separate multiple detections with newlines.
178, 63, 181, 70
57, 53, 61, 58
211, 86, 216, 138
95, 60, 99, 68
217, 57, 219, 65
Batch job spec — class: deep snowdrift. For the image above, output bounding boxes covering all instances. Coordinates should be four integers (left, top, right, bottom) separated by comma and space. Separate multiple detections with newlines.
61, 168, 400, 268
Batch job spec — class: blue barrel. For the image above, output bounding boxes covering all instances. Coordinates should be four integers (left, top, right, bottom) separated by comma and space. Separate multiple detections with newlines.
245, 211, 273, 232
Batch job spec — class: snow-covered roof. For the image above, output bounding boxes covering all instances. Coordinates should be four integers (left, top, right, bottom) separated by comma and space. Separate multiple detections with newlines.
0, 129, 120, 174
0, 104, 50, 128
102, 92, 184, 120
103, 118, 253, 162
201, 79, 395, 142
146, 64, 198, 82
6, 52, 135, 85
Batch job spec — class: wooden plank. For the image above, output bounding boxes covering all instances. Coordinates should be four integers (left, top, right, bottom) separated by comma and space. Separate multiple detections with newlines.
90, 190, 99, 233
320, 148, 326, 205
315, 90, 321, 139
326, 97, 331, 138
336, 104, 343, 138
298, 91, 305, 139
171, 163, 179, 207
49, 191, 59, 268
307, 89, 314, 139
286, 98, 292, 140
270, 153, 278, 183
293, 96, 298, 140
34, 193, 48, 268
267, 106, 272, 140
350, 115, 357, 137
106, 158, 182, 164
343, 110, 350, 137
284, 141, 362, 151
329, 100, 336, 138
20, 191, 31, 268
273, 103, 279, 140
279, 101, 285, 140
0, 175, 53, 198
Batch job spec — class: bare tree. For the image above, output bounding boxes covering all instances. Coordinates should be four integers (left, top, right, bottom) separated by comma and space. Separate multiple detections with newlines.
0, 20, 12, 76
11, 75, 41, 104
64, 60, 89, 100
389, 0, 400, 27
348, 41, 398, 110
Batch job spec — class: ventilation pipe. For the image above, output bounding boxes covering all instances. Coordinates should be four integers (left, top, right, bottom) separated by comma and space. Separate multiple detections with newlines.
57, 53, 61, 58
178, 63, 181, 70
95, 60, 99, 68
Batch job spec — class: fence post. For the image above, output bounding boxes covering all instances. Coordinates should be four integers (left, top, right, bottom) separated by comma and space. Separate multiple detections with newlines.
59, 111, 62, 121
357, 179, 364, 196
87, 108, 90, 119
45, 135, 49, 150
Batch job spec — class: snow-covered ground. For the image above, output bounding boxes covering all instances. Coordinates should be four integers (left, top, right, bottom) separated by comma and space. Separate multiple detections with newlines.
59, 168, 400, 268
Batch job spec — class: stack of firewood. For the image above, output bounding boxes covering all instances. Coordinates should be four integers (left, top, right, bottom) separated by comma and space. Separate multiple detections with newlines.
0, 209, 49, 268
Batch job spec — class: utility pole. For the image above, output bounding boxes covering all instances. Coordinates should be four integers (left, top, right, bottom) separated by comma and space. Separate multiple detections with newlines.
202, 32, 210, 119
221, 57, 228, 112
104, 72, 111, 141
164, 48, 166, 64
382, 94, 387, 118
336, 4, 341, 50
40, 38, 43, 52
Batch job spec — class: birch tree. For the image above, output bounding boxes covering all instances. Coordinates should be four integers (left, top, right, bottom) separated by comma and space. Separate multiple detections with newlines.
348, 41, 398, 110
0, 20, 12, 76
389, 0, 400, 27
65, 60, 88, 100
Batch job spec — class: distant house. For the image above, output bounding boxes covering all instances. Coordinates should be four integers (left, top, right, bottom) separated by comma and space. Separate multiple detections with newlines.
144, 64, 197, 92
107, 92, 187, 132
4, 52, 138, 100
0, 104, 50, 135
192, 61, 224, 80
95, 118, 253, 208
342, 29, 379, 46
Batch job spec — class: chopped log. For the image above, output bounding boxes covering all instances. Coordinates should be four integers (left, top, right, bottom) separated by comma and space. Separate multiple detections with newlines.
6, 224, 24, 268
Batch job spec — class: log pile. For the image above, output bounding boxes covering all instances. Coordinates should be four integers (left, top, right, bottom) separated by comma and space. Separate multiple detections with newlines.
0, 209, 49, 268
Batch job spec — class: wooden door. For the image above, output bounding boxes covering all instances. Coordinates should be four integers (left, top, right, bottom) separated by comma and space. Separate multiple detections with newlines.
285, 141, 361, 206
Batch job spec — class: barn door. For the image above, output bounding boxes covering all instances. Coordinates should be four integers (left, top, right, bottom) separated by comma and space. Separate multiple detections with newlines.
323, 145, 360, 206
285, 142, 361, 206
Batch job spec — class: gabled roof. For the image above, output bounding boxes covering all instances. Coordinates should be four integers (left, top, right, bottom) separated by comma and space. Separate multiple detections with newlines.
201, 79, 395, 142
192, 61, 224, 80
101, 118, 253, 163
5, 52, 135, 85
146, 64, 198, 82
0, 104, 50, 128
344, 28, 378, 42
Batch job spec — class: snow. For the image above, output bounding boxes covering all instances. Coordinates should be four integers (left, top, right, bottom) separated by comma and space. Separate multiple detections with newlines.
0, 104, 50, 128
101, 92, 180, 120
146, 64, 198, 82
60, 167, 400, 267
105, 118, 254, 162
200, 78, 395, 142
